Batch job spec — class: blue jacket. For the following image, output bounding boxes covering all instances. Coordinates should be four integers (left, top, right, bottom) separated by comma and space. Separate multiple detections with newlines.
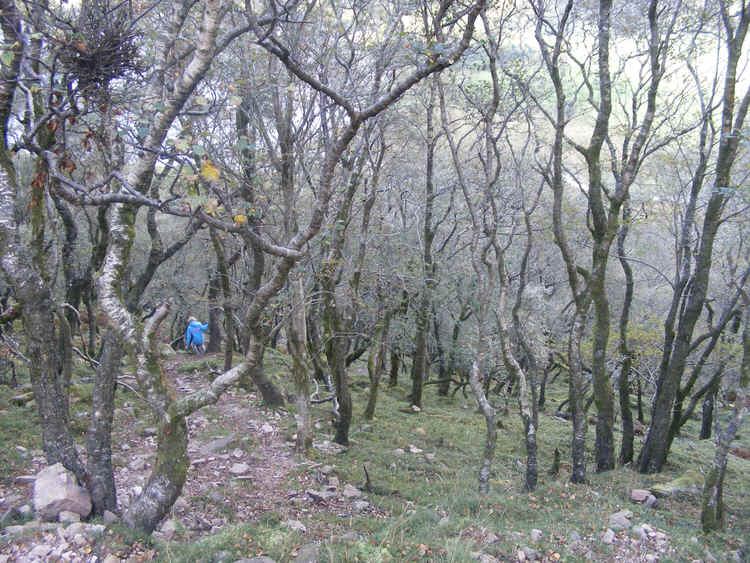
185, 321, 208, 348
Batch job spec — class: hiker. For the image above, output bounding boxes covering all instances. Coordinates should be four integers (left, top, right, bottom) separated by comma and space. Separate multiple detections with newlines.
185, 316, 208, 354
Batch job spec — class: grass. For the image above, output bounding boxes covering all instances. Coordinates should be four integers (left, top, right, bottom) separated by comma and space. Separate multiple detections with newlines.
1, 352, 748, 561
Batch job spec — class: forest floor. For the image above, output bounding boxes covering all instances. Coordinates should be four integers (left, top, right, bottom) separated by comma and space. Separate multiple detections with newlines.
0, 350, 749, 562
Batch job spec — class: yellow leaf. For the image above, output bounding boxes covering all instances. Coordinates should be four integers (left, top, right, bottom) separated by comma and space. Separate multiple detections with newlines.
233, 214, 247, 224
200, 160, 220, 182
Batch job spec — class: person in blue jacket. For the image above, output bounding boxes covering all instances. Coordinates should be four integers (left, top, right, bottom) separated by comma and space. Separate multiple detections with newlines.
185, 316, 209, 354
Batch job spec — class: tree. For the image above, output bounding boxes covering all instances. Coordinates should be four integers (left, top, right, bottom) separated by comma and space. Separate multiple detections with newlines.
640, 0, 750, 473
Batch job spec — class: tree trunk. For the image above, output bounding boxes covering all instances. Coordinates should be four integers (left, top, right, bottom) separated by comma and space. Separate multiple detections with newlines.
85, 329, 121, 515
469, 361, 496, 496
364, 301, 391, 420
244, 325, 284, 407
617, 203, 635, 466
123, 416, 189, 532
287, 276, 312, 454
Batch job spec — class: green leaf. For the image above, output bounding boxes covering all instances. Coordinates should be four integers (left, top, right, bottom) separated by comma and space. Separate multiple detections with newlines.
229, 95, 243, 106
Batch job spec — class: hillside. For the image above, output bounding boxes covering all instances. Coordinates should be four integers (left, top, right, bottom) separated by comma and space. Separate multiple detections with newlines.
0, 351, 748, 562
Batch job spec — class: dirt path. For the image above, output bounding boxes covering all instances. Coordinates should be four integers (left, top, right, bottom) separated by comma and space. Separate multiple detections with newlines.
0, 353, 371, 561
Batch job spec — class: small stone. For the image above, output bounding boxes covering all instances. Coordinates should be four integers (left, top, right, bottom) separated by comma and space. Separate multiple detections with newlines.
282, 519, 307, 534
358, 424, 374, 432
408, 444, 423, 454
293, 542, 319, 563
570, 531, 581, 542
425, 453, 436, 462
438, 516, 450, 527
28, 544, 53, 559
477, 554, 499, 563
631, 489, 651, 502
645, 555, 658, 563
608, 509, 633, 531
72, 533, 87, 547
129, 457, 147, 471
414, 427, 427, 436
530, 529, 543, 543
132, 485, 143, 497
59, 510, 80, 523
103, 510, 120, 524
319, 465, 335, 475
393, 449, 405, 455
644, 495, 658, 509
516, 550, 526, 562
522, 547, 539, 561
260, 423, 274, 433
139, 427, 157, 437
632, 525, 647, 541
602, 528, 615, 544
14, 475, 36, 484
160, 518, 178, 539
306, 489, 337, 502
327, 476, 340, 489
352, 501, 370, 512
338, 532, 362, 542
18, 504, 32, 516
230, 462, 251, 475
232, 448, 244, 459
103, 555, 122, 563
483, 532, 499, 545
342, 484, 362, 498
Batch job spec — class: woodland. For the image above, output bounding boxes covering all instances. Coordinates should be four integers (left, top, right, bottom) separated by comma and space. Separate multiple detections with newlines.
0, 0, 749, 558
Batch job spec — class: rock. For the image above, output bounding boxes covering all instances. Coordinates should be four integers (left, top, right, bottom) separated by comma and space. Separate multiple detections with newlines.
229, 462, 251, 475
602, 528, 615, 544
232, 448, 245, 459
260, 423, 274, 434
327, 476, 340, 489
337, 532, 362, 542
342, 484, 362, 498
650, 469, 704, 498
235, 558, 277, 563
294, 543, 319, 563
28, 544, 53, 559
631, 489, 651, 502
438, 516, 450, 527
283, 519, 307, 534
530, 529, 543, 543
425, 453, 436, 462
18, 504, 32, 517
160, 518, 178, 539
103, 510, 120, 524
129, 457, 148, 471
522, 547, 539, 561
139, 427, 157, 437
482, 532, 499, 545
199, 435, 236, 456
393, 449, 405, 455
72, 532, 88, 547
408, 444, 423, 454
14, 475, 36, 485
570, 531, 581, 542
516, 550, 527, 562
632, 525, 648, 541
103, 555, 122, 563
33, 463, 92, 521
59, 510, 80, 523
704, 550, 717, 563
645, 555, 658, 563
312, 440, 347, 455
306, 489, 337, 502
608, 509, 632, 531
474, 554, 499, 563
358, 424, 374, 433
352, 501, 370, 512
644, 495, 658, 509
319, 465, 335, 475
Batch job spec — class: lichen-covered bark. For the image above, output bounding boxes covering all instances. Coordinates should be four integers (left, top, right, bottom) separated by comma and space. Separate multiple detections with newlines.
701, 299, 749, 532
86, 329, 121, 515
287, 276, 312, 454
469, 361, 496, 496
